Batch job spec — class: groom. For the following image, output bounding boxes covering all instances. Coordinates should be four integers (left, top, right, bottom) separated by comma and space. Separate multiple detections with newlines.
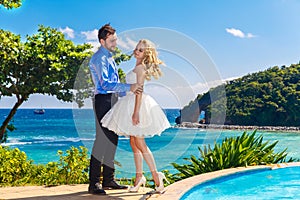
88, 23, 143, 195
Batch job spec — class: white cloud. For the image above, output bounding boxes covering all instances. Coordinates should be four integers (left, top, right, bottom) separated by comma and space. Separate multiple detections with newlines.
81, 29, 98, 41
226, 28, 256, 38
118, 36, 138, 51
80, 29, 100, 52
87, 41, 100, 52
59, 26, 75, 38
246, 33, 256, 38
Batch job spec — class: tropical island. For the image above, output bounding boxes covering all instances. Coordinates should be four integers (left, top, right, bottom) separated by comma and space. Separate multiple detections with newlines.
175, 63, 300, 131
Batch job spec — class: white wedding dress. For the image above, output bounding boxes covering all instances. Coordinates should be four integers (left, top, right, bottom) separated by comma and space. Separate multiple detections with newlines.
101, 70, 170, 137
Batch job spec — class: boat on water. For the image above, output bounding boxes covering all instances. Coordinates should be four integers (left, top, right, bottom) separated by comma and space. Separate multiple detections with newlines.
33, 109, 45, 114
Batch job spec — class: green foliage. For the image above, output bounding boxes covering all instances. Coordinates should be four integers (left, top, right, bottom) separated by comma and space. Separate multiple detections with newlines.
170, 131, 296, 182
71, 58, 94, 108
35, 146, 89, 185
0, 25, 93, 141
0, 146, 34, 186
181, 63, 300, 126
113, 47, 132, 66
0, 145, 142, 187
114, 47, 131, 84
57, 146, 89, 184
0, 146, 89, 186
225, 64, 300, 126
118, 68, 126, 83
0, 0, 22, 9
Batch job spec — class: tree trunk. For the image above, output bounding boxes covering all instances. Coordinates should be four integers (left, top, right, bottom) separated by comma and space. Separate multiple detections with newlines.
0, 98, 24, 142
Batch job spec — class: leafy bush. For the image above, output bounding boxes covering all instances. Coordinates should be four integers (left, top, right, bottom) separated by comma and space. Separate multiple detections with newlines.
57, 146, 89, 184
171, 131, 296, 181
0, 146, 89, 186
0, 146, 35, 186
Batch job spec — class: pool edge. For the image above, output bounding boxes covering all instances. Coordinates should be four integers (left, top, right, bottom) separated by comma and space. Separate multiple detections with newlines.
150, 162, 300, 200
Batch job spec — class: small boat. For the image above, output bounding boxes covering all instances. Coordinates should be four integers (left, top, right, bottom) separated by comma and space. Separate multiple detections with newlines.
34, 109, 45, 114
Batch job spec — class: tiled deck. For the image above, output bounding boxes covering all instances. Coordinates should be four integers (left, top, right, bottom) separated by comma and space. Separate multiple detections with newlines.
0, 185, 154, 200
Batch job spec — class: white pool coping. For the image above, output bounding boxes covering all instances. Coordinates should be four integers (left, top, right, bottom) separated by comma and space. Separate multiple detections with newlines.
150, 162, 300, 199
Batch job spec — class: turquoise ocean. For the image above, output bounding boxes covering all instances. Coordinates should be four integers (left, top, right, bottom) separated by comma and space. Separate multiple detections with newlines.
1, 109, 300, 178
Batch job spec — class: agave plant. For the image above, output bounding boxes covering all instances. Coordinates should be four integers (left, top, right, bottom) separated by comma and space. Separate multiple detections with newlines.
171, 130, 296, 181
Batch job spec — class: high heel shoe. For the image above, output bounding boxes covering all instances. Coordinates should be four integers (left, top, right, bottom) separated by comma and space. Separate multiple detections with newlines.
129, 176, 146, 192
155, 172, 169, 193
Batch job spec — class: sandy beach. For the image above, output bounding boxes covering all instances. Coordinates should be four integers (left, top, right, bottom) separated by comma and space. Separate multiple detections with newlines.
0, 184, 154, 200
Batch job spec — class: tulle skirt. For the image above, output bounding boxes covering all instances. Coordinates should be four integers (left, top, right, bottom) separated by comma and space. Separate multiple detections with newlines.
101, 92, 170, 137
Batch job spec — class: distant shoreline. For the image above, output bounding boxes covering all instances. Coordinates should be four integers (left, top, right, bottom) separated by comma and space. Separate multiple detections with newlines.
176, 122, 300, 132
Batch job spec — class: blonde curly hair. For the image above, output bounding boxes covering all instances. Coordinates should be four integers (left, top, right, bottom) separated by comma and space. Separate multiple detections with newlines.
139, 39, 164, 80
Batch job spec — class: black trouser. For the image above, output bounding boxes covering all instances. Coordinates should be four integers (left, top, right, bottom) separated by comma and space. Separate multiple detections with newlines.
89, 93, 118, 185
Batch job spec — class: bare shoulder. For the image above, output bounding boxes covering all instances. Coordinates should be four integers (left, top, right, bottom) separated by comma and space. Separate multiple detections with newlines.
134, 64, 146, 74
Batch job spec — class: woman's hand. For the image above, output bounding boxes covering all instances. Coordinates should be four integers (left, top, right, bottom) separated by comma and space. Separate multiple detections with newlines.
132, 112, 140, 125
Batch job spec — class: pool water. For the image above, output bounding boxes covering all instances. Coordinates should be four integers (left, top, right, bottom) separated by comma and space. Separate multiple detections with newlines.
181, 166, 300, 200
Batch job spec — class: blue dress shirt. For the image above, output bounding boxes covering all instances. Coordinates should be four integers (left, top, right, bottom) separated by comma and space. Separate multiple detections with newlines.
89, 46, 131, 94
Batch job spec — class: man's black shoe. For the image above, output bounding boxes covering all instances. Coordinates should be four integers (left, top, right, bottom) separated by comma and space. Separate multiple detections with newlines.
88, 183, 106, 195
102, 180, 128, 189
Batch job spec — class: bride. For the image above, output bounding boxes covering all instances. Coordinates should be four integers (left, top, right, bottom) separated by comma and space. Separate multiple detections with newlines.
101, 39, 170, 193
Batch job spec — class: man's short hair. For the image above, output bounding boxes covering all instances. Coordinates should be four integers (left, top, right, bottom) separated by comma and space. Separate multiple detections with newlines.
98, 23, 116, 42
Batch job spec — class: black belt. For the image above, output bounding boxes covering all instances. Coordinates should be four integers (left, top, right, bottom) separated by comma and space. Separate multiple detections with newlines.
96, 93, 113, 96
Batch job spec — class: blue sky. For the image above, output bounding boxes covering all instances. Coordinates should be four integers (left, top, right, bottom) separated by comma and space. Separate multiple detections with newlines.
1, 0, 300, 108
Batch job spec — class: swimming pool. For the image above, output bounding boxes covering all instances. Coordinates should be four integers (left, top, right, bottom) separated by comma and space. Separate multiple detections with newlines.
180, 165, 300, 199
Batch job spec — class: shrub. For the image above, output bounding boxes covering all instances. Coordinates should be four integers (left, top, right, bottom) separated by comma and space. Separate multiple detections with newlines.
0, 146, 89, 186
0, 146, 35, 186
57, 146, 89, 184
171, 130, 296, 181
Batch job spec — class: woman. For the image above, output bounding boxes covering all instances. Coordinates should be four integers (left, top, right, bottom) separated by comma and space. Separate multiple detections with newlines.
101, 39, 170, 193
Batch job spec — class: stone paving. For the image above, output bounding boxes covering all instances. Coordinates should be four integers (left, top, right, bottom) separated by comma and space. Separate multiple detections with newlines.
0, 184, 154, 200
1, 162, 299, 200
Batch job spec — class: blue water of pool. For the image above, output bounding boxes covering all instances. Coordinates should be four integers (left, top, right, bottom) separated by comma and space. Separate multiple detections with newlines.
181, 166, 300, 199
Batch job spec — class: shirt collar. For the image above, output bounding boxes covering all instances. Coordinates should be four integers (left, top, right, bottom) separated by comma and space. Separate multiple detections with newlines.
99, 46, 113, 57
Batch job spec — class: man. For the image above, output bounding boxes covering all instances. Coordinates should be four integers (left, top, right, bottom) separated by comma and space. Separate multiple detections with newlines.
88, 23, 143, 195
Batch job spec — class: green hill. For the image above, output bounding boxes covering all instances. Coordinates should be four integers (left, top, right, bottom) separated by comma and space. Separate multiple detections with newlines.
176, 63, 300, 126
